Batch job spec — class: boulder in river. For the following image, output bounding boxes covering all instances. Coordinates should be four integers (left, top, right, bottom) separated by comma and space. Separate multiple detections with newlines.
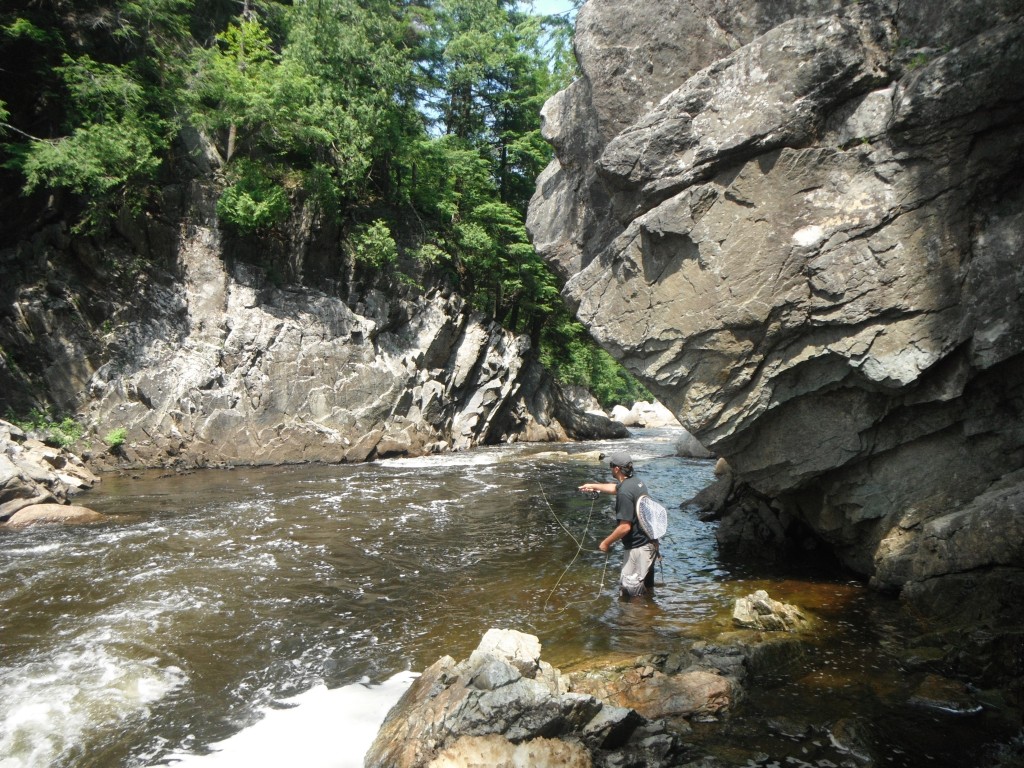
1, 503, 106, 529
365, 626, 823, 767
609, 400, 679, 428
732, 590, 811, 632
364, 628, 687, 768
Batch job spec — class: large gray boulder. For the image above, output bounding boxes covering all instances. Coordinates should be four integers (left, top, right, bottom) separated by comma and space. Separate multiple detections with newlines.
528, 0, 1024, 653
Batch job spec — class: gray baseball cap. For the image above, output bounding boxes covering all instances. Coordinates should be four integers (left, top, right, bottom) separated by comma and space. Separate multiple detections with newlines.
606, 451, 632, 468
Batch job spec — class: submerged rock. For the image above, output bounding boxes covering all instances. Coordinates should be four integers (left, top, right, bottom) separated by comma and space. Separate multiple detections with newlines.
569, 664, 733, 721
908, 674, 984, 716
732, 590, 810, 632
827, 717, 876, 765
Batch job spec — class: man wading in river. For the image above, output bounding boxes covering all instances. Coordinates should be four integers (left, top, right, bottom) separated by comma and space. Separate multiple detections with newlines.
579, 452, 657, 599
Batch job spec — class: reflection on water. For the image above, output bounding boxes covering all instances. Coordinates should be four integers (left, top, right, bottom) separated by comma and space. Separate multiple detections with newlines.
0, 429, 1017, 767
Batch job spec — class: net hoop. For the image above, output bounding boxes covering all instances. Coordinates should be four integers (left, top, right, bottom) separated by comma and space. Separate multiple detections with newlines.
636, 494, 668, 540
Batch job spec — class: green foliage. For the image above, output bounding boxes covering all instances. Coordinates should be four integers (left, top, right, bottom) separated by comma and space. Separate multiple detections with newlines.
216, 159, 290, 233
540, 315, 652, 410
19, 120, 162, 198
350, 219, 398, 269
1, 0, 193, 231
412, 243, 450, 267
103, 427, 128, 449
16, 54, 166, 208
7, 408, 84, 448
186, 16, 278, 161
109, 0, 193, 57
3, 17, 52, 44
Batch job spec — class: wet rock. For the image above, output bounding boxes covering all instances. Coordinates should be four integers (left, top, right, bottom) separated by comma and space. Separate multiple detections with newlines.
827, 717, 875, 765
569, 664, 732, 721
364, 629, 686, 768
2, 503, 106, 528
895, 644, 948, 672
690, 632, 807, 683
367, 628, 834, 768
687, 474, 733, 520
908, 673, 984, 716
428, 734, 591, 768
733, 590, 810, 632
766, 716, 813, 740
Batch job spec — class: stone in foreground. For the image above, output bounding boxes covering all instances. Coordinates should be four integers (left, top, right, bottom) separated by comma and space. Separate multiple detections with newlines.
363, 628, 685, 768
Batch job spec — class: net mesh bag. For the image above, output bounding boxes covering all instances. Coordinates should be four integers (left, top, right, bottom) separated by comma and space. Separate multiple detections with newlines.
635, 494, 668, 540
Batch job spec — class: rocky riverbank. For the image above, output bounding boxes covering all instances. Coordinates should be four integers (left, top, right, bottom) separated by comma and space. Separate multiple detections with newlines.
1, 170, 629, 475
0, 418, 104, 527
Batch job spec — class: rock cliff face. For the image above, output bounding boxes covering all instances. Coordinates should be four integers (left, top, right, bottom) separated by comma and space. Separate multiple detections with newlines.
528, 0, 1024, 636
0, 179, 625, 471
81, 211, 621, 468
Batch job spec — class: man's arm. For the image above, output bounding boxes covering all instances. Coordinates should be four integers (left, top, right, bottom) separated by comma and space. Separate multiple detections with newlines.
599, 521, 632, 552
578, 482, 617, 494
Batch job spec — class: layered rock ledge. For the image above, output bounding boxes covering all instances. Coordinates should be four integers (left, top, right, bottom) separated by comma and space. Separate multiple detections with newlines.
528, 0, 1024, 668
366, 602, 1002, 767
0, 419, 103, 527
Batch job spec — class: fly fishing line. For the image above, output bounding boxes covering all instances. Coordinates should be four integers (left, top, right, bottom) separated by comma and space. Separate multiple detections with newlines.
539, 484, 599, 609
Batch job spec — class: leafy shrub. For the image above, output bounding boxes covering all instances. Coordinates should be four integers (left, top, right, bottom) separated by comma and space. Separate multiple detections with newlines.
103, 427, 128, 450
216, 160, 290, 233
351, 219, 398, 269
8, 408, 84, 448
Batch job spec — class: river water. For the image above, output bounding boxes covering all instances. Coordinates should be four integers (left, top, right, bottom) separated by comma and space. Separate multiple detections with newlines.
0, 429, 1017, 767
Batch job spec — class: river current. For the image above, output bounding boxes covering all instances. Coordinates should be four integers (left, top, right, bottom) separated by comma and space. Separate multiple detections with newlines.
0, 429, 1017, 767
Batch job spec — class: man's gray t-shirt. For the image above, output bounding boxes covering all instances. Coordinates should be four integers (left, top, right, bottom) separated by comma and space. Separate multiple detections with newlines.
615, 475, 651, 549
